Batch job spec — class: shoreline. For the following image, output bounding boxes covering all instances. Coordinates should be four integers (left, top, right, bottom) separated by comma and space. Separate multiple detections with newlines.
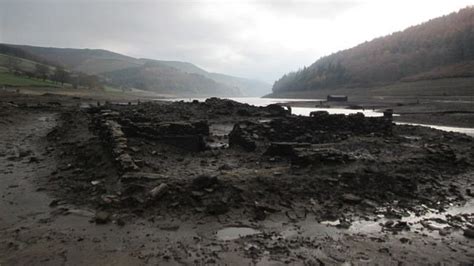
279, 98, 474, 128
3, 85, 474, 128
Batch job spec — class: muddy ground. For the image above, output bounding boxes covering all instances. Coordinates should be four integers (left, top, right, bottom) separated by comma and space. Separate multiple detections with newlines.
1, 91, 474, 265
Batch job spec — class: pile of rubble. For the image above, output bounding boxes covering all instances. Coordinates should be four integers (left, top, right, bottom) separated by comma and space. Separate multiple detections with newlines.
91, 110, 139, 172
44, 98, 473, 224
228, 112, 394, 168
265, 142, 355, 165
120, 120, 209, 152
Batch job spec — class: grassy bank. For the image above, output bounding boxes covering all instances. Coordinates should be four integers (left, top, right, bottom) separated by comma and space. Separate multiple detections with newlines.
0, 72, 60, 87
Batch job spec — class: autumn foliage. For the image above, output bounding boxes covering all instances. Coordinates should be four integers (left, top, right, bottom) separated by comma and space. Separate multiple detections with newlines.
273, 7, 474, 93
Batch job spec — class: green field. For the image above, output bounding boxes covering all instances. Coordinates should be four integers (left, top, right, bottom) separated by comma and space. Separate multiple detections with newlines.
0, 72, 60, 87
0, 54, 55, 73
103, 85, 124, 93
0, 53, 60, 87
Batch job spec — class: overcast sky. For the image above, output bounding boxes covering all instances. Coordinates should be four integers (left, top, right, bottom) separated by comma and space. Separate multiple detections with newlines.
0, 0, 472, 83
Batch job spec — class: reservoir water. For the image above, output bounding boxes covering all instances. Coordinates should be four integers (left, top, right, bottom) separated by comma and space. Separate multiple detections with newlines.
163, 97, 321, 107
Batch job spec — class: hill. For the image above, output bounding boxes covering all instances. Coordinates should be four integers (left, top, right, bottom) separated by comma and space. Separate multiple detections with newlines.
142, 59, 271, 96
0, 44, 58, 67
206, 72, 271, 97
137, 59, 271, 96
0, 49, 65, 88
6, 44, 142, 75
271, 7, 474, 96
104, 61, 241, 97
0, 53, 54, 74
4, 44, 271, 96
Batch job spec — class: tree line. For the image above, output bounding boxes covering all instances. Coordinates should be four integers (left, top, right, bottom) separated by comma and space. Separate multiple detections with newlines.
273, 7, 474, 93
4, 54, 103, 89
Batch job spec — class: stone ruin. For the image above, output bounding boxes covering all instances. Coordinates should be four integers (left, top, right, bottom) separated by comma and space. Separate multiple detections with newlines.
229, 111, 393, 165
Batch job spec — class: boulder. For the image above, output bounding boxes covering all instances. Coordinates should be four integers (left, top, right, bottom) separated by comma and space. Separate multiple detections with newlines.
464, 228, 474, 239
266, 104, 290, 116
192, 175, 218, 190
149, 183, 169, 199
95, 211, 111, 224
342, 193, 363, 204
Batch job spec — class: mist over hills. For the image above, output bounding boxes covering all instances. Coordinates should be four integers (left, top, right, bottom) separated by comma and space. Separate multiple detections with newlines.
1, 44, 271, 97
272, 7, 474, 96
142, 59, 271, 97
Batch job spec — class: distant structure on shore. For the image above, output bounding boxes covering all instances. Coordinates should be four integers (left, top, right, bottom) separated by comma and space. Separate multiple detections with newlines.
383, 109, 394, 120
327, 95, 348, 102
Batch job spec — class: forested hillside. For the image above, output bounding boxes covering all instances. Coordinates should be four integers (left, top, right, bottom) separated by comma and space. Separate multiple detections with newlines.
272, 7, 474, 94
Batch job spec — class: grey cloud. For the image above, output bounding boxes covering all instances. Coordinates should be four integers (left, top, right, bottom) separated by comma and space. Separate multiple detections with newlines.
256, 0, 359, 19
0, 0, 363, 82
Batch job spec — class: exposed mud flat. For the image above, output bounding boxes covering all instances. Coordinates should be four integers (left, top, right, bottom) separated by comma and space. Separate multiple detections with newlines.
1, 92, 474, 264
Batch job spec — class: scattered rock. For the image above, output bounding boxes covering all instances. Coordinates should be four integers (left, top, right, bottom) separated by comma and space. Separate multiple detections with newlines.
116, 218, 126, 226
399, 237, 410, 244
218, 164, 234, 171
49, 199, 61, 207
159, 224, 180, 231
439, 228, 451, 236
192, 175, 218, 190
149, 183, 169, 199
95, 211, 111, 224
229, 122, 258, 152
342, 193, 363, 204
121, 172, 166, 181
205, 201, 229, 215
463, 228, 474, 239
264, 142, 310, 157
